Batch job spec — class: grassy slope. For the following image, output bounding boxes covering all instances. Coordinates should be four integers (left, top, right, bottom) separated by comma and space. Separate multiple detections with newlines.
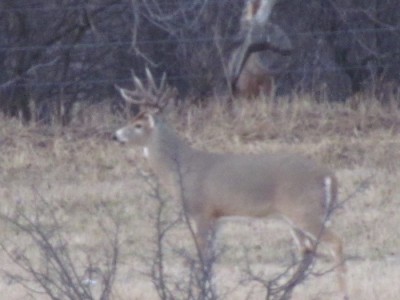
0, 95, 399, 299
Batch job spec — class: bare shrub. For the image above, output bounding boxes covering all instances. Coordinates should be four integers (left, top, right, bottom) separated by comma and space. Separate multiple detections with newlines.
136, 171, 218, 300
135, 158, 347, 300
0, 191, 120, 300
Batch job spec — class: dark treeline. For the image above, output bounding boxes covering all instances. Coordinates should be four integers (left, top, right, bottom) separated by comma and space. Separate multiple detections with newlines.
0, 0, 399, 124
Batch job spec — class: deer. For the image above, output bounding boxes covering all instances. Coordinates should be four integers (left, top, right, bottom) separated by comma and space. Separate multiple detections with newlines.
113, 69, 349, 300
228, 0, 293, 98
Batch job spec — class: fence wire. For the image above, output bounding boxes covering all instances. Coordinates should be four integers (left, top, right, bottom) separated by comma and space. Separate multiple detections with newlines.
1, 2, 400, 90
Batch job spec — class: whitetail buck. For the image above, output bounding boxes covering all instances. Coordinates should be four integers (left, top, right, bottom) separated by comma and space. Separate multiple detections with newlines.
114, 69, 349, 299
229, 0, 292, 97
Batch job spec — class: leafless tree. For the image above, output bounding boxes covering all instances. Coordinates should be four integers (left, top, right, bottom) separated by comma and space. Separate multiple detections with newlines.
1, 0, 399, 123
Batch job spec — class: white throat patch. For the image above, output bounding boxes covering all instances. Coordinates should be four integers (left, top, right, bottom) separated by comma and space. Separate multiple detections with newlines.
323, 176, 333, 226
324, 177, 332, 209
143, 147, 149, 158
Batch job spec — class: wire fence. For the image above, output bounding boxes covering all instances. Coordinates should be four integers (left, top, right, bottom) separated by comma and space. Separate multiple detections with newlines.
3, 62, 396, 90
1, 1, 396, 14
2, 2, 400, 91
0, 2, 208, 12
2, 26, 400, 53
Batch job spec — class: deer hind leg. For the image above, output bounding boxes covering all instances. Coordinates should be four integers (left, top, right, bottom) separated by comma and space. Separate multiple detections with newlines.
320, 229, 349, 300
292, 224, 349, 300
290, 228, 315, 257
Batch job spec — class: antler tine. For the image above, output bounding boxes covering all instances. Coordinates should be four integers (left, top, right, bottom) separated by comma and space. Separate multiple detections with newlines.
158, 72, 172, 107
131, 72, 160, 108
145, 67, 156, 89
143, 68, 174, 110
117, 68, 176, 113
145, 67, 161, 100
140, 68, 166, 109
115, 84, 147, 106
133, 73, 145, 92
159, 72, 167, 91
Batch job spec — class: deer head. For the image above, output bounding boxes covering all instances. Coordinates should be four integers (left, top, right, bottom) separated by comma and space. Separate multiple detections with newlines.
113, 68, 177, 145
229, 0, 293, 95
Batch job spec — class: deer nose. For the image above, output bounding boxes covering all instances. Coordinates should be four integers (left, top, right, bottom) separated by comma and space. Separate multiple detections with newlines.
112, 133, 125, 144
113, 129, 129, 143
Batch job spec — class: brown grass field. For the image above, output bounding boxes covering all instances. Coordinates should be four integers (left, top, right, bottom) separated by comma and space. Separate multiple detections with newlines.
0, 95, 399, 299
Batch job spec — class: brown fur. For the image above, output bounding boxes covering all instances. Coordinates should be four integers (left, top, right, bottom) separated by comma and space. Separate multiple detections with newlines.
114, 69, 348, 299
229, 0, 292, 98
115, 111, 348, 299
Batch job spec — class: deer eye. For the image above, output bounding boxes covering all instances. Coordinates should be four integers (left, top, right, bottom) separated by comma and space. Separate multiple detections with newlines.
134, 123, 143, 130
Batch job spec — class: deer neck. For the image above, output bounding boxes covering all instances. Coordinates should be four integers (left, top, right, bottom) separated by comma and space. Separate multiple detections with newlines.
145, 121, 193, 186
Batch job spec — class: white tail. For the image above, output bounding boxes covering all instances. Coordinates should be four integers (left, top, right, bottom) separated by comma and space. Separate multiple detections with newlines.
229, 0, 292, 97
114, 69, 348, 299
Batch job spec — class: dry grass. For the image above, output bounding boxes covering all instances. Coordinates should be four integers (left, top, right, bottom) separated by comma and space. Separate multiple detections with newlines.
0, 94, 400, 299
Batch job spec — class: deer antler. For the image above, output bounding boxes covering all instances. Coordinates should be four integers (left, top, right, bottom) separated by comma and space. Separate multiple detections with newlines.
254, 0, 278, 24
116, 68, 176, 113
230, 0, 293, 91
